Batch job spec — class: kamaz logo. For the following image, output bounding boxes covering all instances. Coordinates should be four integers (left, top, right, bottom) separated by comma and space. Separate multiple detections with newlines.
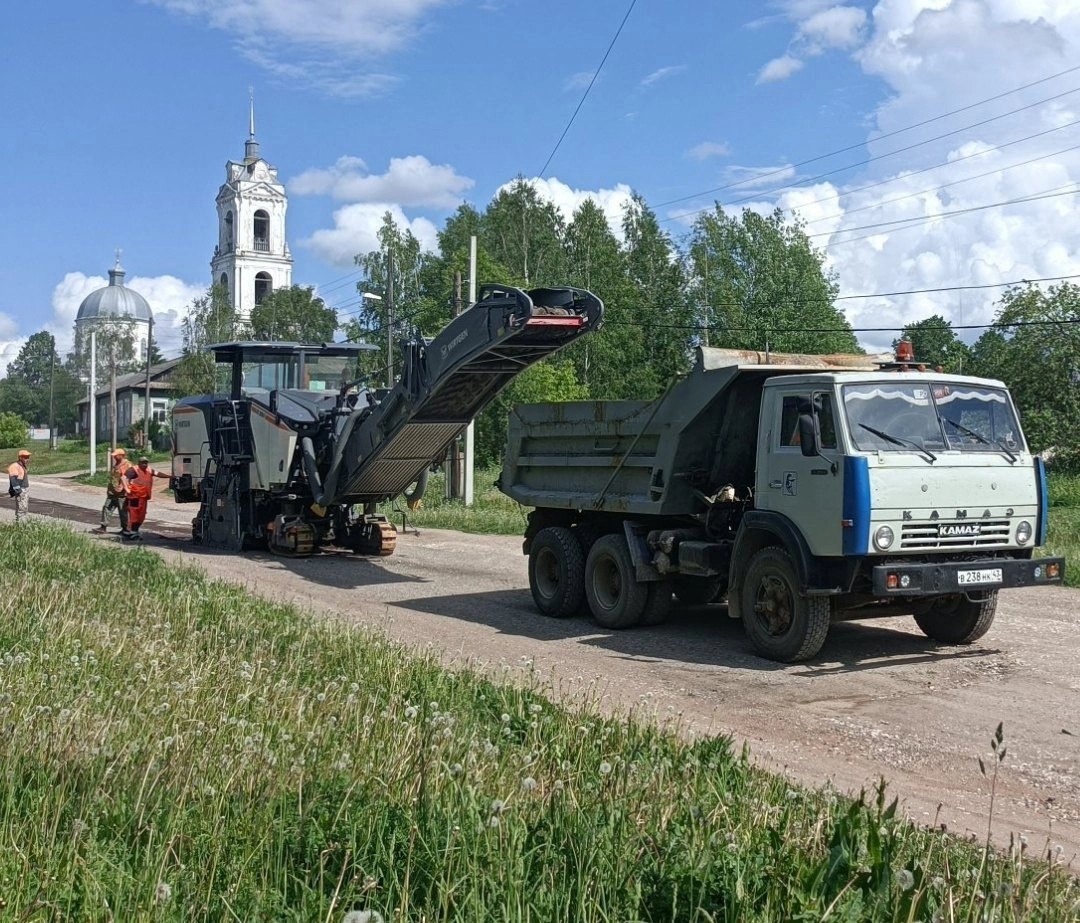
441, 329, 469, 359
939, 523, 982, 537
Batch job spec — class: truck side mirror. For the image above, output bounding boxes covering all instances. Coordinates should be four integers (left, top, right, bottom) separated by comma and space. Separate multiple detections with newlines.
798, 413, 819, 458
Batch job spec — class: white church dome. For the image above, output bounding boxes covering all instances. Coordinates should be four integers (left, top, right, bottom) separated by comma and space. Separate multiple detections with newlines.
76, 260, 153, 325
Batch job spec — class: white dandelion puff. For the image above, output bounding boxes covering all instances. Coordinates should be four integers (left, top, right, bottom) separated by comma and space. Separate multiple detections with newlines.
155, 881, 172, 904
521, 776, 538, 792
343, 912, 384, 923
599, 761, 613, 776
896, 869, 915, 892
404, 705, 418, 719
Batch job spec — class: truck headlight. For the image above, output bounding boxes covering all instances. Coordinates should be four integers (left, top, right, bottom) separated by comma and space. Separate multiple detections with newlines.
1016, 520, 1032, 545
873, 525, 895, 550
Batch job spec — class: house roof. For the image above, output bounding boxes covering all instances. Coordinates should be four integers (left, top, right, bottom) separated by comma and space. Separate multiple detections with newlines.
78, 358, 181, 405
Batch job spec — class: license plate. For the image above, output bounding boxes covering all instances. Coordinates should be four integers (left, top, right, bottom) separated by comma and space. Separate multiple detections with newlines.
957, 568, 1002, 586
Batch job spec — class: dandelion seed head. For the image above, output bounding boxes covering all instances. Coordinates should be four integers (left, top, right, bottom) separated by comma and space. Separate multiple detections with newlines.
521, 776, 538, 792
500, 713, 511, 724
599, 761, 612, 776
489, 815, 500, 828
896, 869, 915, 892
343, 912, 384, 923
491, 799, 505, 813
529, 703, 542, 714
404, 705, 418, 719
155, 881, 172, 904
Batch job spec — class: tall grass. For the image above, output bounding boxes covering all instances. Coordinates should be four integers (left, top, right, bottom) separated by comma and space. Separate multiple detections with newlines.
377, 466, 528, 535
0, 522, 1075, 921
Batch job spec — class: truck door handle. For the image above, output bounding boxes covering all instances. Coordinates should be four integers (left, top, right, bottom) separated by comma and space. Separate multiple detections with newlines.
769, 479, 782, 489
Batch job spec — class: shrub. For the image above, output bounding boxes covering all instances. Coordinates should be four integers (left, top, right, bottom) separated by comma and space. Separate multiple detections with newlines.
0, 412, 28, 450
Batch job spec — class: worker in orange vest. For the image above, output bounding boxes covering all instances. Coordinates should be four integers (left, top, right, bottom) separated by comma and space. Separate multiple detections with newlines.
93, 448, 131, 534
122, 455, 170, 541
7, 449, 30, 524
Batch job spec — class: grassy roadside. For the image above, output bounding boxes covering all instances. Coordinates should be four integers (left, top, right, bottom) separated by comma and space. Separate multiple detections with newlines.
0, 522, 1075, 921
17, 439, 171, 480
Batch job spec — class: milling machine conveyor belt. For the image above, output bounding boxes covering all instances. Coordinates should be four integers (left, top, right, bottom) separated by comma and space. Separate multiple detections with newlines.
329, 284, 603, 505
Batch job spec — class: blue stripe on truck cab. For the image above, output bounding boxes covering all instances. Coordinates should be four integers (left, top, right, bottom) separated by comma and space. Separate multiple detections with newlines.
1035, 456, 1049, 546
843, 455, 871, 556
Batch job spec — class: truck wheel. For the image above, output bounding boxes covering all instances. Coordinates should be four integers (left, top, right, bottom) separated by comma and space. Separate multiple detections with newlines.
914, 591, 997, 643
741, 547, 830, 662
673, 575, 727, 606
528, 527, 585, 618
585, 534, 648, 629
640, 581, 674, 626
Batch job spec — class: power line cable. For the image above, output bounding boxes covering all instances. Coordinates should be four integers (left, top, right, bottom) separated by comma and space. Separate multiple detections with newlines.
653, 63, 1080, 209
660, 86, 1080, 226
537, 0, 638, 178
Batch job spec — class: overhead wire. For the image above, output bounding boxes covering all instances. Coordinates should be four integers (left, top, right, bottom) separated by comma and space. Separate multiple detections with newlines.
652, 63, 1080, 209
536, 0, 638, 178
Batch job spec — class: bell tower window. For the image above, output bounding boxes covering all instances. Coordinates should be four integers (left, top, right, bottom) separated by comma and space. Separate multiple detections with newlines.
219, 272, 229, 294
253, 210, 270, 252
254, 272, 273, 305
224, 211, 234, 251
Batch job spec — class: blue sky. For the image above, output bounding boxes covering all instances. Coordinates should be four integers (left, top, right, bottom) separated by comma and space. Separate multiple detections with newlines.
3, 0, 1080, 367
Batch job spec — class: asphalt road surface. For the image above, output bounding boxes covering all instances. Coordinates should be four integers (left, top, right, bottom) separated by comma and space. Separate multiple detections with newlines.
8, 476, 1080, 867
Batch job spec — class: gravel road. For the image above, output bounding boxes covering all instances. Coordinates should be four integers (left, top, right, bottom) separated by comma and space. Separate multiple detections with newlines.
10, 476, 1080, 867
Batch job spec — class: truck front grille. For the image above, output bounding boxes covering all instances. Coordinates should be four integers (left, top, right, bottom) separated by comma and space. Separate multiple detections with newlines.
900, 520, 1011, 550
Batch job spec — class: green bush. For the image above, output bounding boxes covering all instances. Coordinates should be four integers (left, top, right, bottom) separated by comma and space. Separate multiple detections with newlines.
0, 412, 28, 450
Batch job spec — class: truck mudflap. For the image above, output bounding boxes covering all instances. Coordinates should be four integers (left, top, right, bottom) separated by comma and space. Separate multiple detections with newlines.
871, 557, 1064, 596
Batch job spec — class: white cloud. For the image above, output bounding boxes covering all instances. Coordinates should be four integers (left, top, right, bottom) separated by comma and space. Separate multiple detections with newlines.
44, 271, 204, 360
289, 155, 474, 209
722, 163, 799, 190
564, 71, 595, 91
144, 0, 452, 96
299, 203, 439, 267
640, 65, 686, 88
757, 55, 804, 83
500, 177, 635, 239
686, 141, 732, 161
799, 5, 867, 50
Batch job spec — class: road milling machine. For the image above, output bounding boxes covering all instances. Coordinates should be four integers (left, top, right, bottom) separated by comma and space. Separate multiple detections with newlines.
170, 284, 603, 555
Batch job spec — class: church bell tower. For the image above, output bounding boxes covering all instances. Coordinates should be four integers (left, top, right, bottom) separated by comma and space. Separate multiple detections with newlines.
210, 95, 293, 320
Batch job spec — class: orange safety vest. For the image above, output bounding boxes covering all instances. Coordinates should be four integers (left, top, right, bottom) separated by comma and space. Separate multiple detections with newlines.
126, 466, 156, 500
108, 460, 131, 496
7, 462, 27, 490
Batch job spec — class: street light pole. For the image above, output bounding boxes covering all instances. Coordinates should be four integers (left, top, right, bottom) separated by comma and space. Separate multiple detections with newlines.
386, 249, 395, 388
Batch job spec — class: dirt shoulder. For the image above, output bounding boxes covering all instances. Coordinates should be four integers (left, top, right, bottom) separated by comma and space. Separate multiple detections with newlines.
14, 476, 1080, 868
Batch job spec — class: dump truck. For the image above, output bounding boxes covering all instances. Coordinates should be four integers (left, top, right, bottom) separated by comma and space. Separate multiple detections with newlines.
498, 344, 1065, 662
171, 284, 602, 555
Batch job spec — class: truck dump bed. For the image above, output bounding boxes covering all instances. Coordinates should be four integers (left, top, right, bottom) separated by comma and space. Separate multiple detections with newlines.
499, 347, 883, 517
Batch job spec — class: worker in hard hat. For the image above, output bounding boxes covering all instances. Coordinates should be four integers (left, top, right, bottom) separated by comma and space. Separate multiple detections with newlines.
7, 449, 31, 524
93, 448, 131, 534
122, 455, 170, 541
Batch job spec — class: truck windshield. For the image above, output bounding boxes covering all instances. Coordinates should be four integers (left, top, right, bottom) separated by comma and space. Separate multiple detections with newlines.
843, 381, 1024, 454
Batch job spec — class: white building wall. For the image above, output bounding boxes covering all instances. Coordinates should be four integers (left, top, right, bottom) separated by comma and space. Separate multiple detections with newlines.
210, 153, 293, 323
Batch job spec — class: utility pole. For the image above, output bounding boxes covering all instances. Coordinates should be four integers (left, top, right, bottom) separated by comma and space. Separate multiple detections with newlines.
48, 348, 56, 451
109, 340, 118, 453
386, 248, 395, 387
448, 271, 465, 499
89, 330, 97, 476
144, 316, 154, 449
464, 236, 477, 506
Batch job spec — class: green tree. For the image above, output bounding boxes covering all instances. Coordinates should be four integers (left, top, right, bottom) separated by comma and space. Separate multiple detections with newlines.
561, 198, 639, 398
688, 206, 857, 354
250, 285, 338, 343
968, 283, 1080, 458
350, 213, 432, 384
0, 411, 27, 449
621, 194, 695, 392
893, 314, 970, 373
480, 178, 567, 287
0, 332, 82, 432
170, 285, 242, 398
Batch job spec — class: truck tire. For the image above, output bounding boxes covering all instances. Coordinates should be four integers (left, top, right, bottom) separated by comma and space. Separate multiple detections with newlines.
528, 527, 586, 618
640, 581, 674, 626
585, 533, 649, 629
914, 591, 997, 643
740, 547, 830, 662
673, 575, 727, 606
